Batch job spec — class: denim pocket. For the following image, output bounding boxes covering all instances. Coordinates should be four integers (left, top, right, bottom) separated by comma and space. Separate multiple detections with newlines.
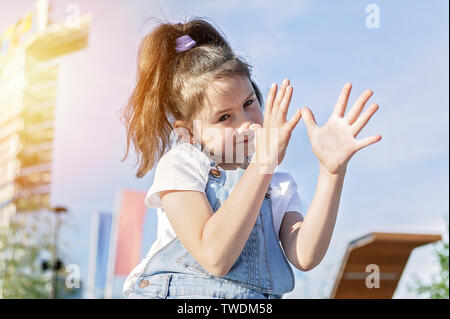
127, 290, 161, 299
130, 274, 168, 299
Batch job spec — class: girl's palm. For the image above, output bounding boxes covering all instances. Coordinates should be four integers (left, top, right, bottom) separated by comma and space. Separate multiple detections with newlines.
301, 83, 382, 175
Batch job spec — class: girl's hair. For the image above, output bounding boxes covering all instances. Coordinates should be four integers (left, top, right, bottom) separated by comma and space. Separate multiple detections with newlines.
120, 17, 263, 178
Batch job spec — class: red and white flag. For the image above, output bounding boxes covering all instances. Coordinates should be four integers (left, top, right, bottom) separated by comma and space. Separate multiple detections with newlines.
105, 189, 147, 298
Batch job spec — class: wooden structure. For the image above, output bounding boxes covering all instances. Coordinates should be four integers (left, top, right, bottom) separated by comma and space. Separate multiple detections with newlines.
330, 232, 442, 299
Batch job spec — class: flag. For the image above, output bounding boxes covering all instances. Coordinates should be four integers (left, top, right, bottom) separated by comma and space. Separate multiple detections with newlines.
95, 212, 112, 289
113, 189, 147, 276
106, 190, 147, 277
104, 189, 147, 298
87, 211, 112, 298
2, 25, 15, 40
19, 12, 33, 33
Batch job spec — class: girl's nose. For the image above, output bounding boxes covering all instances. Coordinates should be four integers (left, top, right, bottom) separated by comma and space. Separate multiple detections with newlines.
237, 120, 255, 136
237, 120, 254, 133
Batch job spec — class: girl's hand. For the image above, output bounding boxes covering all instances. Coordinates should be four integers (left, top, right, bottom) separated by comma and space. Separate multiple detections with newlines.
301, 82, 382, 176
250, 79, 302, 173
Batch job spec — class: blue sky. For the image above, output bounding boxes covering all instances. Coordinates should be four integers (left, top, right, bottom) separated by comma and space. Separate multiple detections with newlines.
1, 0, 448, 298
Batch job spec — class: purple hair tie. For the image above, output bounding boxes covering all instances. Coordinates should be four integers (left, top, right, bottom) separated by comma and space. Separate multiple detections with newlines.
175, 35, 196, 53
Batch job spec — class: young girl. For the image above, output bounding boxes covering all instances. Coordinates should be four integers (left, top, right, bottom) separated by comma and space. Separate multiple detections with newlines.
120, 18, 381, 299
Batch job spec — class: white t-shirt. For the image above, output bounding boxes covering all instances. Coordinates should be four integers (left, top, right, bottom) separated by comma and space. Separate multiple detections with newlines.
122, 142, 302, 297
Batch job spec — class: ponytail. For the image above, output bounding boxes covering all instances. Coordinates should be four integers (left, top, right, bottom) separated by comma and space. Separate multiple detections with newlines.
120, 17, 263, 178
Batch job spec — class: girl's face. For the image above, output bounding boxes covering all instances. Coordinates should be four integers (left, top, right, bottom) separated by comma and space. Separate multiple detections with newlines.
193, 75, 263, 168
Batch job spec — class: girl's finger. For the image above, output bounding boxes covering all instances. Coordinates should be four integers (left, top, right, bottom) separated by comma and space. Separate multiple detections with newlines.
264, 83, 277, 123
277, 85, 293, 124
301, 107, 317, 134
333, 82, 352, 118
272, 79, 290, 118
351, 103, 379, 137
286, 109, 302, 133
355, 134, 382, 152
345, 89, 373, 125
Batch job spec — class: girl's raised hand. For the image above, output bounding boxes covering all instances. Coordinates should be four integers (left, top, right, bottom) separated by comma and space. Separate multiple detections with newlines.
301, 82, 382, 175
250, 79, 302, 173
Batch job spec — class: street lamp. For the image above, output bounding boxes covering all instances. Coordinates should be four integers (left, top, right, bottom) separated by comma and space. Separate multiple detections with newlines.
48, 205, 68, 299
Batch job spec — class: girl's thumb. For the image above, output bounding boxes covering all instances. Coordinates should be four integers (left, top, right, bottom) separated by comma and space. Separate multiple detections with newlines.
301, 107, 317, 129
249, 123, 262, 131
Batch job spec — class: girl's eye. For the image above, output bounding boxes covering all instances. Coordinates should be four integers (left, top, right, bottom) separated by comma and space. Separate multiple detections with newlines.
244, 99, 254, 107
218, 114, 229, 122
218, 100, 254, 122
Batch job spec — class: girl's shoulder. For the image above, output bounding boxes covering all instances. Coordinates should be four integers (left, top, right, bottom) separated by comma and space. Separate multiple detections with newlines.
156, 142, 212, 173
145, 143, 212, 208
150, 142, 212, 190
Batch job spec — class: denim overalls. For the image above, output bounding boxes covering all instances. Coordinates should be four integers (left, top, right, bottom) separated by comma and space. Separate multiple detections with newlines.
127, 159, 295, 299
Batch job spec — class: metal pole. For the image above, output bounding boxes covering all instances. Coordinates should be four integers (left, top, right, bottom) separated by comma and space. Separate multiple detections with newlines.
50, 211, 58, 298
49, 206, 67, 299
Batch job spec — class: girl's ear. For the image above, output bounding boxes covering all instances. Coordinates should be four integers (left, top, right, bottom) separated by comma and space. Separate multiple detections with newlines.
173, 120, 194, 144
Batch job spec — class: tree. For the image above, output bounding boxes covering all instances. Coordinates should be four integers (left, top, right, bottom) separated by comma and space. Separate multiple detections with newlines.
0, 210, 81, 298
408, 223, 449, 299
0, 212, 51, 298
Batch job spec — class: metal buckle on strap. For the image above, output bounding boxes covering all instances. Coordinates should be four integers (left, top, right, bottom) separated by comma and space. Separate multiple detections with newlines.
265, 185, 272, 198
210, 163, 221, 178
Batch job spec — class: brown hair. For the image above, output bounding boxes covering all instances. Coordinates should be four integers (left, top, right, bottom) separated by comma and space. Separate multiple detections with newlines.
120, 17, 263, 178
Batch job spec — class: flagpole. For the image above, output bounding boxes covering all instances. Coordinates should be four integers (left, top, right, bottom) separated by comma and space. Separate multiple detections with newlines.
104, 190, 122, 299
86, 210, 100, 299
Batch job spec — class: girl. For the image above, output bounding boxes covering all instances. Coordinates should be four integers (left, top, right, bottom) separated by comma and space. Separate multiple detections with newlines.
120, 18, 381, 299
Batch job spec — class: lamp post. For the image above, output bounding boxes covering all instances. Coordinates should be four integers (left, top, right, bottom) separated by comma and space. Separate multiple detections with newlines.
48, 205, 68, 299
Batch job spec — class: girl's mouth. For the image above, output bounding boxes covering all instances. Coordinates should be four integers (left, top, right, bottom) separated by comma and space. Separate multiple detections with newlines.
238, 135, 254, 144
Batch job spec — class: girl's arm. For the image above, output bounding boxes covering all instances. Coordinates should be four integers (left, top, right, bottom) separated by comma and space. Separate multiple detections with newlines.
160, 161, 272, 276
280, 83, 381, 271
280, 165, 345, 271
